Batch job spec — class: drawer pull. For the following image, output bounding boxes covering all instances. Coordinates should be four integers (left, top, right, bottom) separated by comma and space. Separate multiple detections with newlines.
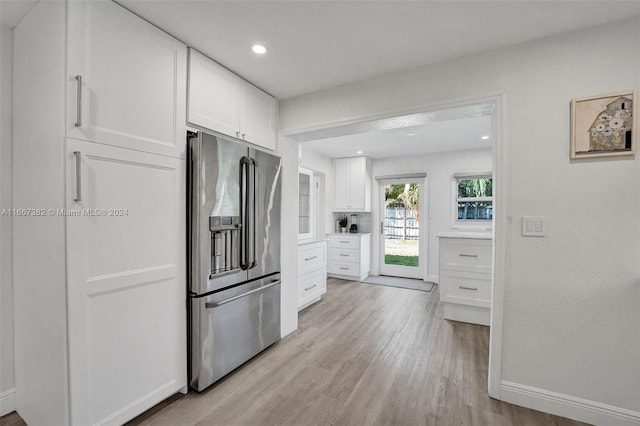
459, 254, 478, 258
339, 253, 349, 257
304, 284, 317, 291
459, 286, 478, 291
339, 267, 349, 270
339, 241, 349, 244
304, 255, 318, 261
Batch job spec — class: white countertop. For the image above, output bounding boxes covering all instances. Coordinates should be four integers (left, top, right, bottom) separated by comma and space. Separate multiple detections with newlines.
326, 232, 372, 236
298, 238, 327, 246
437, 231, 493, 240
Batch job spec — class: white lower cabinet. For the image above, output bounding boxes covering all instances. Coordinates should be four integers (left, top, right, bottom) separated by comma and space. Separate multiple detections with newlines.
297, 241, 327, 310
327, 233, 371, 281
438, 235, 493, 326
66, 140, 186, 425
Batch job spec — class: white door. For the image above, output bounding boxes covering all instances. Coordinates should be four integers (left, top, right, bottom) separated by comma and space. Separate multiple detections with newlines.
66, 139, 186, 425
67, 0, 187, 158
379, 178, 424, 279
241, 83, 278, 150
187, 48, 241, 138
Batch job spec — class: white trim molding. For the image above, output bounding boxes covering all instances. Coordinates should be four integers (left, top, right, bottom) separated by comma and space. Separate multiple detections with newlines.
0, 388, 16, 416
501, 381, 640, 426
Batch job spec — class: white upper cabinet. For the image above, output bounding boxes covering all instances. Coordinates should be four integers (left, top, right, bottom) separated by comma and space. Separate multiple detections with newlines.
334, 157, 372, 211
67, 0, 187, 158
188, 48, 278, 151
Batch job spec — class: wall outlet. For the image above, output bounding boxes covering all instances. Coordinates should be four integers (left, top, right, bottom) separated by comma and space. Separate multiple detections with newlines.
522, 216, 545, 237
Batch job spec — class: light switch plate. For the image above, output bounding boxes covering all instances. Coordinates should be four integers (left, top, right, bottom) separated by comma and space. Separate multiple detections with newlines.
522, 216, 545, 237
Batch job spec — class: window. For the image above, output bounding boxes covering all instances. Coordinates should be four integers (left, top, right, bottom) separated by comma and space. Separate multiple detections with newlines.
453, 173, 493, 225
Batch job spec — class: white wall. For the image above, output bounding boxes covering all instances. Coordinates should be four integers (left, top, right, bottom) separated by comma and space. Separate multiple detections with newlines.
371, 149, 492, 281
280, 17, 640, 420
0, 24, 15, 415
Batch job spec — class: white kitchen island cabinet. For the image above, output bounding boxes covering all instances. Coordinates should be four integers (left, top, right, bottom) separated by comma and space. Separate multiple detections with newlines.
67, 0, 187, 158
334, 157, 372, 211
13, 2, 187, 425
188, 48, 278, 151
437, 232, 493, 326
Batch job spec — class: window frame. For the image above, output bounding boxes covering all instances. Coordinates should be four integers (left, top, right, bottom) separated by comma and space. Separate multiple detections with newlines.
451, 172, 494, 229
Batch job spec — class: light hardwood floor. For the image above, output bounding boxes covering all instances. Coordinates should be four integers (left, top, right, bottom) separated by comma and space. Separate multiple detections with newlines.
1, 279, 587, 426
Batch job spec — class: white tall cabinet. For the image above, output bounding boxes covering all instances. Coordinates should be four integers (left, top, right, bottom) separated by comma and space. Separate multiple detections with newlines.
334, 157, 372, 211
13, 2, 187, 425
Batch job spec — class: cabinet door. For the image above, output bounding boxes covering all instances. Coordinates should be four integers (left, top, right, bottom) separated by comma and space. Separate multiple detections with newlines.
334, 158, 351, 209
67, 1, 187, 158
241, 83, 278, 150
187, 48, 241, 139
66, 139, 186, 425
348, 157, 366, 209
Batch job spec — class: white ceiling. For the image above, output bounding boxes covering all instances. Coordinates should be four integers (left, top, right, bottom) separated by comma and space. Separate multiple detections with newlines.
301, 108, 493, 160
0, 0, 38, 28
117, 0, 640, 99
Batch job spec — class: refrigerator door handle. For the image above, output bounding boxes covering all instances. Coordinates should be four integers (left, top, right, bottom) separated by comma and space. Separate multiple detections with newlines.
248, 158, 257, 269
240, 157, 251, 270
205, 280, 281, 308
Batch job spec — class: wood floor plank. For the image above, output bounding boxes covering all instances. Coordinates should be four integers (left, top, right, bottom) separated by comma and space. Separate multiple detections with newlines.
2, 278, 589, 426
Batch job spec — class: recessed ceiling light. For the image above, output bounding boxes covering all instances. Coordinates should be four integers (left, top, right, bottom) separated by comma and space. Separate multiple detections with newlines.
251, 44, 267, 55
407, 132, 416, 136
481, 135, 490, 140
356, 150, 363, 154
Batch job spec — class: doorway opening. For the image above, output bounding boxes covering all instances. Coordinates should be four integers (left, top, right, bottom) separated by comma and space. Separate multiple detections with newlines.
379, 177, 425, 279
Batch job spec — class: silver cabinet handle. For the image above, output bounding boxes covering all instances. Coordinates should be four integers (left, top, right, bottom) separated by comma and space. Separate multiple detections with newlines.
205, 280, 281, 308
339, 254, 349, 257
339, 267, 349, 270
459, 254, 478, 258
339, 241, 349, 244
304, 284, 317, 291
75, 75, 82, 127
73, 151, 82, 202
459, 286, 478, 291
304, 255, 318, 261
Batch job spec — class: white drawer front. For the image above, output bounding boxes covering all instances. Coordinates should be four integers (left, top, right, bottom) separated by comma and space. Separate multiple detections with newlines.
328, 235, 361, 250
298, 268, 326, 301
327, 260, 360, 277
440, 270, 491, 307
328, 248, 359, 264
297, 243, 326, 275
439, 238, 492, 273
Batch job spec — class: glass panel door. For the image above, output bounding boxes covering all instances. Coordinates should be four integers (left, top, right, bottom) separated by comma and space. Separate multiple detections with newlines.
380, 180, 423, 278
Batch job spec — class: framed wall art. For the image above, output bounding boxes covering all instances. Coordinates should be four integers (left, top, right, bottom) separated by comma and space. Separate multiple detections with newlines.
571, 91, 635, 159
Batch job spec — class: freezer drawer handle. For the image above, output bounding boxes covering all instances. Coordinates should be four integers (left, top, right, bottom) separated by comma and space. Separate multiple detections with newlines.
459, 254, 478, 258
205, 280, 281, 308
304, 255, 318, 261
459, 286, 478, 291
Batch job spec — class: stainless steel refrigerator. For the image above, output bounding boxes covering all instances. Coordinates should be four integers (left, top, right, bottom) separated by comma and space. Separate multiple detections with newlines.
187, 131, 282, 392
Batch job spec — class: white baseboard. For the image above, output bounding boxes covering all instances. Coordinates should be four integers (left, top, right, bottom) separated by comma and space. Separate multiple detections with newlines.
500, 381, 640, 426
427, 274, 438, 284
0, 388, 16, 416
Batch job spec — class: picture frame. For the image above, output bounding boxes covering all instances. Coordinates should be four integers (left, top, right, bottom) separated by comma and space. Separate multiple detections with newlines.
571, 91, 635, 159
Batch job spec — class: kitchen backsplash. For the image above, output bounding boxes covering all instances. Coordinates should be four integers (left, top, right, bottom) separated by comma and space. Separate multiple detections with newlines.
332, 212, 372, 233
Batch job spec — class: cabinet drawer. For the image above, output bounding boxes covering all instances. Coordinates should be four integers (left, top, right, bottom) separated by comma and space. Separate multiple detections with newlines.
439, 238, 492, 273
327, 260, 360, 277
297, 243, 326, 275
328, 248, 359, 264
439, 270, 491, 307
298, 268, 326, 301
328, 235, 360, 250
